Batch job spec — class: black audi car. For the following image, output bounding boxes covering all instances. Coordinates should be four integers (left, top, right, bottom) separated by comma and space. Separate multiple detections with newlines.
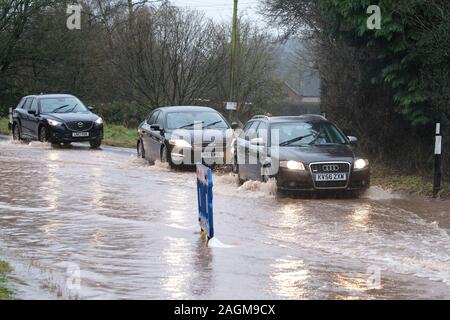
137, 106, 237, 167
233, 115, 370, 194
10, 94, 103, 148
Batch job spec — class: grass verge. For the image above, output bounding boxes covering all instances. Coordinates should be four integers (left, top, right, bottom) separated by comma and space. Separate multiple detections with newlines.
103, 123, 137, 149
371, 164, 449, 199
0, 117, 10, 135
0, 260, 13, 300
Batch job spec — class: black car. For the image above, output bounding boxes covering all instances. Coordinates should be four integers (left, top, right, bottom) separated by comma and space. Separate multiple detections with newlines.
10, 94, 103, 148
137, 106, 237, 167
233, 115, 370, 193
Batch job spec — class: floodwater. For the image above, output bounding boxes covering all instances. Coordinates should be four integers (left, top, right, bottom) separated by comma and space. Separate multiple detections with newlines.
0, 137, 449, 300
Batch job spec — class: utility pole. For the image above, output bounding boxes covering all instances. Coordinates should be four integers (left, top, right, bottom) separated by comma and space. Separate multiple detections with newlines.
227, 0, 239, 123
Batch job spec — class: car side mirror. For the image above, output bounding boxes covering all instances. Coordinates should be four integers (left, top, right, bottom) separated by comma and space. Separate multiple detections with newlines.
348, 136, 358, 145
150, 124, 163, 132
28, 110, 37, 115
87, 106, 94, 111
250, 137, 266, 146
231, 122, 239, 130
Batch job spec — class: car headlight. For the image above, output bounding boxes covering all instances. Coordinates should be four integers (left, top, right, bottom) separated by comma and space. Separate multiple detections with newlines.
95, 117, 103, 125
169, 139, 192, 148
47, 119, 62, 126
354, 158, 369, 170
280, 160, 306, 171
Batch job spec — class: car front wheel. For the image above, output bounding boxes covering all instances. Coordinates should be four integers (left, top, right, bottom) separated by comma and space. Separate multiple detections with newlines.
39, 126, 48, 143
12, 124, 21, 141
90, 139, 102, 149
161, 145, 168, 163
237, 172, 245, 186
137, 140, 145, 159
161, 145, 175, 168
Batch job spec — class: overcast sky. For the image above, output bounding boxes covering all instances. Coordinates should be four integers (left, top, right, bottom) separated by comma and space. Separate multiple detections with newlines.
167, 0, 266, 24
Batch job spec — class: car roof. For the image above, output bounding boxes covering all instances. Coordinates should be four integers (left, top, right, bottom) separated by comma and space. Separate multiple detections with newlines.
252, 115, 329, 123
157, 106, 217, 113
23, 94, 76, 99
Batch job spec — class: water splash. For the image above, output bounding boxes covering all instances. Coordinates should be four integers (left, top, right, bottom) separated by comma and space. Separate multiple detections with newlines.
212, 173, 277, 198
363, 186, 402, 200
208, 237, 235, 249
238, 178, 278, 197
124, 156, 170, 171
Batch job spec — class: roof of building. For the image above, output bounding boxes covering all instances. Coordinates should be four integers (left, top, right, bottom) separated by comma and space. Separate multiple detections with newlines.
299, 70, 321, 97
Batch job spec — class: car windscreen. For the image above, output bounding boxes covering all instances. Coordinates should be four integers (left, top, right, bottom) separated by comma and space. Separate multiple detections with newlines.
166, 111, 229, 130
271, 121, 348, 146
40, 97, 89, 114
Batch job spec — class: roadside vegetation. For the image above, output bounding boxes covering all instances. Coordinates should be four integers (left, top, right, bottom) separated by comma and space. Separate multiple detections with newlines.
0, 117, 9, 135
0, 260, 13, 300
371, 164, 449, 199
103, 124, 136, 149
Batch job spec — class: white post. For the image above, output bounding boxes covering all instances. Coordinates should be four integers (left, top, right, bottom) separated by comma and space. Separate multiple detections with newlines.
8, 107, 13, 132
433, 123, 442, 197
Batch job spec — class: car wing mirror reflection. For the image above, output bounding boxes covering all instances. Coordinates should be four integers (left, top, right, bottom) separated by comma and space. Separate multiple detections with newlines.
348, 136, 358, 145
150, 124, 164, 134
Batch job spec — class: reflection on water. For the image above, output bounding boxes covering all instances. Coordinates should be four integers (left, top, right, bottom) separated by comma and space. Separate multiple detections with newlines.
350, 205, 372, 232
270, 258, 309, 299
0, 140, 450, 299
332, 274, 374, 300
44, 162, 60, 210
89, 167, 106, 208
162, 237, 191, 299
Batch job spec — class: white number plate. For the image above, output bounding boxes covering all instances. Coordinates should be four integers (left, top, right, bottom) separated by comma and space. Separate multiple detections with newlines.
315, 173, 347, 181
72, 132, 89, 137
201, 152, 224, 159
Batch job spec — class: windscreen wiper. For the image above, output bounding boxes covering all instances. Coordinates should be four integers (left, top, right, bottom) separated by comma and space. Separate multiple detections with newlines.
51, 105, 70, 113
202, 121, 222, 129
308, 132, 324, 145
65, 104, 78, 113
280, 133, 314, 146
179, 122, 203, 129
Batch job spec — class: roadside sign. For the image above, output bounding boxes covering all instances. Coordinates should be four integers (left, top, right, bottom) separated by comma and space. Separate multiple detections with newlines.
226, 102, 237, 111
196, 164, 214, 240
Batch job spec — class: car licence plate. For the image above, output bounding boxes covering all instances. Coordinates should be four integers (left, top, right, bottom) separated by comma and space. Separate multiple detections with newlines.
315, 173, 347, 181
72, 132, 89, 137
201, 152, 224, 159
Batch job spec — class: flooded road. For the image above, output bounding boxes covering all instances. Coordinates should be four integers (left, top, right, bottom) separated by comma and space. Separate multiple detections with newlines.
1, 136, 449, 299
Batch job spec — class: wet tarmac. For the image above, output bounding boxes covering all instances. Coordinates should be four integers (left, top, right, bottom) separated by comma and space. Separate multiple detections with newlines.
0, 137, 449, 299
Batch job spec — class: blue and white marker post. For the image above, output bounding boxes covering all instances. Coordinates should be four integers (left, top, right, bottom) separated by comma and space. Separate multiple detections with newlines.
196, 164, 214, 241
433, 123, 443, 198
